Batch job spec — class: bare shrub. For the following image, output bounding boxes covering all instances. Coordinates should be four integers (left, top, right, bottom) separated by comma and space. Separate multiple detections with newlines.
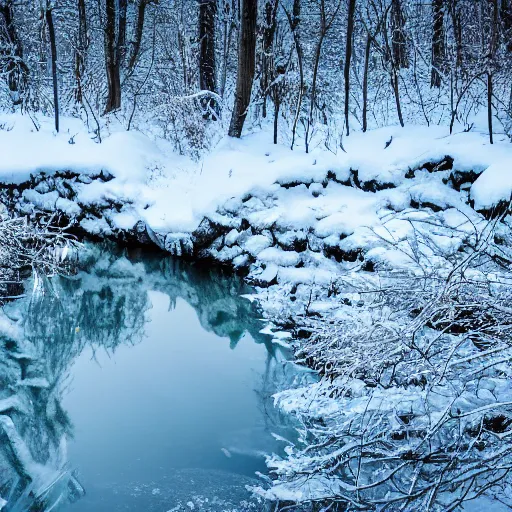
255, 212, 512, 510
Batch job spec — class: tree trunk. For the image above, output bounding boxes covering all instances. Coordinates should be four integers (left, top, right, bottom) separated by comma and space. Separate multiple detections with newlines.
118, 0, 127, 66
260, 0, 278, 118
199, 0, 218, 118
449, 0, 462, 69
392, 67, 404, 127
362, 33, 371, 132
273, 98, 280, 144
104, 0, 121, 112
383, 4, 404, 127
0, 0, 28, 102
75, 0, 88, 103
199, 0, 216, 92
488, 0, 498, 144
128, 0, 148, 71
228, 0, 257, 137
391, 0, 408, 68
344, 0, 356, 135
305, 32, 324, 153
488, 71, 493, 144
46, 8, 59, 132
431, 0, 445, 87
502, 0, 512, 52
287, 0, 303, 150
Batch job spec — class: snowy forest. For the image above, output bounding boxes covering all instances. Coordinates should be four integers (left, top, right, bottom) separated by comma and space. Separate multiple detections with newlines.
2, 0, 512, 510
0, 0, 511, 149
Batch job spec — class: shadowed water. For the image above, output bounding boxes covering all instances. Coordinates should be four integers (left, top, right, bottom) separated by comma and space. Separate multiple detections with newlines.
0, 244, 297, 512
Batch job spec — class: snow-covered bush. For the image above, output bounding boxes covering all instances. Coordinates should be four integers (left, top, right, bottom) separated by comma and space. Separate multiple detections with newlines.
0, 214, 80, 300
254, 211, 512, 510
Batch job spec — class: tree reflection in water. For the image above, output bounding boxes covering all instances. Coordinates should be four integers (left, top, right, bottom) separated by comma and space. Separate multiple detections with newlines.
0, 243, 289, 512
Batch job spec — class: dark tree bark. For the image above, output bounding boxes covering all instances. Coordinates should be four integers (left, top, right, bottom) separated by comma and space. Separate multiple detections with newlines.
118, 0, 127, 65
104, 0, 121, 112
362, 33, 371, 132
0, 0, 28, 101
488, 0, 499, 144
488, 71, 493, 144
449, 0, 462, 69
383, 5, 404, 127
260, 0, 278, 118
431, 0, 445, 87
344, 0, 356, 135
392, 66, 404, 127
502, 0, 512, 52
199, 0, 218, 118
273, 96, 280, 143
128, 0, 148, 71
75, 0, 88, 103
199, 0, 217, 92
46, 7, 59, 132
390, 0, 408, 68
228, 0, 257, 137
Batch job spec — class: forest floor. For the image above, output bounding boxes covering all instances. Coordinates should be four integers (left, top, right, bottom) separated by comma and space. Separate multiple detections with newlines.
4, 112, 512, 508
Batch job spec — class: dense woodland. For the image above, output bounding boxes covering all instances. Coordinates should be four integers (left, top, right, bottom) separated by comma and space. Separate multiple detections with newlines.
0, 0, 511, 153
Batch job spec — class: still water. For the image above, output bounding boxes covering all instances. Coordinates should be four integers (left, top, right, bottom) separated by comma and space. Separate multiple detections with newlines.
0, 244, 294, 512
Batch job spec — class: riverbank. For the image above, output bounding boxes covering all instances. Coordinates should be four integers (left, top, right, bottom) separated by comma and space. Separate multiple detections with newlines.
3, 112, 512, 509
1, 113, 509, 268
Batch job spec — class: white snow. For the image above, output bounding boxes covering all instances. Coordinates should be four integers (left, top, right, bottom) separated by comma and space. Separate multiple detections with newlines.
0, 113, 510, 252
471, 162, 512, 209
243, 234, 273, 256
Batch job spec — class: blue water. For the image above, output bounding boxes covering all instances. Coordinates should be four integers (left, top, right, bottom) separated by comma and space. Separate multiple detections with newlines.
64, 293, 276, 511
0, 245, 291, 512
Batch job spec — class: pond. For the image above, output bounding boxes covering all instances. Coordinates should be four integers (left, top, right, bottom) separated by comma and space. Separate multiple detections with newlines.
0, 244, 298, 512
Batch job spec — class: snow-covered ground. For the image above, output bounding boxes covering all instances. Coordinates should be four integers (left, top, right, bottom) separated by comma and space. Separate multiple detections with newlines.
0, 112, 509, 268
1, 112, 511, 237
4, 112, 512, 509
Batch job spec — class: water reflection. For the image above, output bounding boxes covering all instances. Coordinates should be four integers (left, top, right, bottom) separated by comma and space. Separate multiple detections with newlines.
0, 243, 293, 512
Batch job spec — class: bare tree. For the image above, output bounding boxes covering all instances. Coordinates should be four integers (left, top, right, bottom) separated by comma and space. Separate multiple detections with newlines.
361, 0, 383, 132
304, 0, 342, 152
199, 0, 217, 118
45, 3, 59, 132
74, 0, 88, 104
383, 1, 405, 127
228, 0, 257, 137
260, 0, 278, 120
487, 0, 499, 144
104, 0, 120, 112
103, 0, 128, 113
0, 0, 28, 104
390, 0, 408, 68
431, 0, 445, 87
344, 0, 356, 135
128, 0, 149, 72
282, 0, 303, 149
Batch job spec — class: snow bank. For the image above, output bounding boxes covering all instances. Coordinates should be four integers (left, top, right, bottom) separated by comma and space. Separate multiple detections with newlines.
0, 113, 511, 281
471, 162, 512, 209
